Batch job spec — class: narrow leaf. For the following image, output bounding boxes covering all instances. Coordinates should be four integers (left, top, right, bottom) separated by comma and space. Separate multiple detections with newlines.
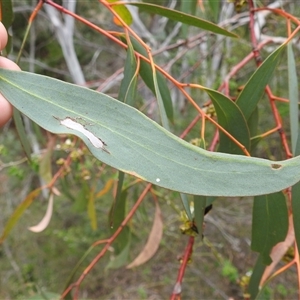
118, 40, 138, 105
125, 2, 237, 38
0, 0, 13, 55
28, 194, 54, 233
0, 0, 13, 29
106, 235, 131, 270
287, 43, 299, 154
180, 0, 197, 36
39, 137, 55, 184
0, 188, 41, 243
204, 88, 250, 154
248, 255, 266, 300
251, 192, 288, 265
236, 44, 286, 120
87, 189, 97, 230
108, 0, 133, 26
127, 201, 163, 268
3, 69, 300, 197
109, 173, 124, 227
193, 195, 206, 238
128, 37, 174, 122
63, 244, 96, 297
152, 70, 169, 130
180, 0, 197, 16
292, 134, 300, 255
248, 106, 259, 138
180, 193, 193, 221
207, 0, 220, 22
110, 190, 129, 254
13, 109, 32, 161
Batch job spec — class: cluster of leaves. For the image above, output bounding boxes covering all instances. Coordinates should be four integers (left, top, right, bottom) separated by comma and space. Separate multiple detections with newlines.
1, 0, 300, 299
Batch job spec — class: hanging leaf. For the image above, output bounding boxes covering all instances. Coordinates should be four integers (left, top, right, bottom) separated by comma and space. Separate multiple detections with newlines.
127, 37, 174, 122
180, 193, 193, 221
0, 188, 41, 243
125, 2, 237, 38
0, 0, 13, 55
106, 235, 131, 270
127, 200, 163, 268
28, 194, 54, 233
2, 69, 300, 197
110, 189, 130, 254
87, 189, 97, 231
236, 44, 285, 120
251, 192, 288, 265
203, 88, 250, 155
13, 109, 32, 161
193, 195, 206, 238
287, 43, 299, 153
118, 39, 138, 105
247, 255, 266, 300
112, 5, 132, 26
39, 137, 55, 184
292, 135, 300, 255
152, 67, 170, 130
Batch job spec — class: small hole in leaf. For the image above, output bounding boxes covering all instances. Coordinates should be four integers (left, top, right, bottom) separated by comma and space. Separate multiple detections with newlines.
271, 163, 282, 170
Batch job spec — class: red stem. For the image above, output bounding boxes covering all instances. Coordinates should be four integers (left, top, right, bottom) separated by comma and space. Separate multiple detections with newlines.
170, 236, 195, 299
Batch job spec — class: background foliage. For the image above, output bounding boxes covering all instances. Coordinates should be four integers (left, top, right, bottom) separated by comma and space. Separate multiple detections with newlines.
1, 0, 300, 299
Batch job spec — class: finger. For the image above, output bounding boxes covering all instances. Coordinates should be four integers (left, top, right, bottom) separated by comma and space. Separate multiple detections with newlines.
0, 22, 8, 51
0, 57, 21, 127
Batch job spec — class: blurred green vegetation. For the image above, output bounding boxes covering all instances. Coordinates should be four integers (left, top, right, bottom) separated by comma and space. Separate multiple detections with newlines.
1, 0, 300, 299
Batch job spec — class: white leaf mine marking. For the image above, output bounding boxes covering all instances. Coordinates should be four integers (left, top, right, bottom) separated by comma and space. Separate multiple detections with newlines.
57, 117, 109, 153
156, 178, 160, 183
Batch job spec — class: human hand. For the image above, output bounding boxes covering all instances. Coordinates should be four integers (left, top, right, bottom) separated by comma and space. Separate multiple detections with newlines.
0, 22, 21, 127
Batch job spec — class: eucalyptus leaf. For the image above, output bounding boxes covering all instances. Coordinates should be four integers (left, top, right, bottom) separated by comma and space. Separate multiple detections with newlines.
127, 37, 174, 122
0, 0, 13, 55
236, 44, 285, 120
1, 69, 300, 197
251, 192, 288, 265
247, 255, 266, 300
125, 2, 237, 38
292, 134, 300, 256
204, 88, 250, 155
180, 193, 193, 221
118, 40, 137, 105
193, 195, 206, 237
287, 43, 299, 154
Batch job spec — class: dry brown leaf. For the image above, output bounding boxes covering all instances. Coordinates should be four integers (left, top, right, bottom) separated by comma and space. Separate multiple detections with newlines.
28, 194, 54, 233
126, 201, 163, 269
260, 214, 295, 286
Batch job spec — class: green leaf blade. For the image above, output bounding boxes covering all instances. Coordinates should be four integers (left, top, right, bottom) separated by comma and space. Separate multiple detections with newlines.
118, 42, 137, 105
2, 69, 300, 197
292, 135, 300, 256
193, 195, 206, 238
204, 88, 250, 154
125, 2, 237, 38
251, 192, 288, 265
128, 37, 174, 122
287, 43, 299, 154
236, 44, 286, 120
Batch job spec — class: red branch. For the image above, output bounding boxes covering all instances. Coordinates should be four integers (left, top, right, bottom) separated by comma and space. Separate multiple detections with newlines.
60, 184, 152, 299
170, 237, 195, 300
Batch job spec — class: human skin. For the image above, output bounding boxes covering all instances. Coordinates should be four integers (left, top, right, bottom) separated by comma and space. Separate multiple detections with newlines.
0, 22, 21, 127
